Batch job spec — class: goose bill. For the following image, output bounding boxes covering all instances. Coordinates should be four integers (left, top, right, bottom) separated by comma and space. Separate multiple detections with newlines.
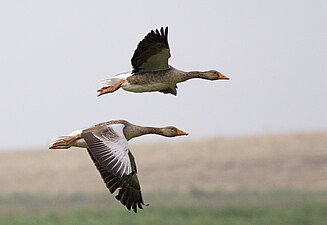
218, 73, 229, 80
176, 129, 188, 136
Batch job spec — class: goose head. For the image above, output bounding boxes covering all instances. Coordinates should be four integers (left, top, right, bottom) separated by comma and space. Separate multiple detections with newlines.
202, 70, 229, 80
160, 126, 188, 137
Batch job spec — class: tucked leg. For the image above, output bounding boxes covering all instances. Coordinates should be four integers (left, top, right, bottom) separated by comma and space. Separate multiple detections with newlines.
49, 135, 81, 149
97, 80, 125, 96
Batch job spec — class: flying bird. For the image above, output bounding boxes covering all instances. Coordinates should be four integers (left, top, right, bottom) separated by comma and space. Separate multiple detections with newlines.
49, 120, 188, 212
98, 27, 229, 96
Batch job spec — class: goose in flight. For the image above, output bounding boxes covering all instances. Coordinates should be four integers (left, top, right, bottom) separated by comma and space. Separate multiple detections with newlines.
98, 27, 229, 96
49, 120, 188, 212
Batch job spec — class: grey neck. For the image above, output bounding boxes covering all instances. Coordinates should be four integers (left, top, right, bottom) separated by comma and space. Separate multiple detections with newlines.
124, 125, 162, 140
175, 70, 208, 83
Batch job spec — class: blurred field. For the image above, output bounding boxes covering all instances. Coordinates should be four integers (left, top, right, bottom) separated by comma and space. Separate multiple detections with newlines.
1, 191, 327, 225
1, 132, 327, 224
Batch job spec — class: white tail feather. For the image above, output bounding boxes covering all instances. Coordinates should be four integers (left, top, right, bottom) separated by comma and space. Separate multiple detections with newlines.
101, 72, 132, 86
101, 77, 119, 86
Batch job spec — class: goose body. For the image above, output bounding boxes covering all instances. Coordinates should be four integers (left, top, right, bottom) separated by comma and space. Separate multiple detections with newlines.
103, 71, 171, 93
103, 67, 184, 95
98, 27, 229, 96
49, 120, 188, 212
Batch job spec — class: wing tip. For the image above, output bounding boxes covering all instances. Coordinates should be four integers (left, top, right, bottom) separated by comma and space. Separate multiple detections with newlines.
151, 26, 169, 39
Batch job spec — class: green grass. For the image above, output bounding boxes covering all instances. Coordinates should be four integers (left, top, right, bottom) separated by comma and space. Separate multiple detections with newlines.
1, 190, 327, 225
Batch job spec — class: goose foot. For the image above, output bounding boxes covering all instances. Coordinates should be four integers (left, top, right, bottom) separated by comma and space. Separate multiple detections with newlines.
49, 137, 73, 149
49, 133, 82, 150
97, 80, 124, 96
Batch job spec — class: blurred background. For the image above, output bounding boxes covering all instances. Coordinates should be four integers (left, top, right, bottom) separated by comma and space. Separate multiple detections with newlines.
0, 0, 326, 224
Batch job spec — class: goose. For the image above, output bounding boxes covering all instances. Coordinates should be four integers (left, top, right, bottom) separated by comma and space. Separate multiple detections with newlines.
49, 120, 188, 212
98, 27, 229, 96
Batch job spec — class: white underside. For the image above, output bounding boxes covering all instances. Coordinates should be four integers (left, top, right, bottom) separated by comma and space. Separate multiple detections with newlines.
72, 138, 88, 148
69, 129, 87, 148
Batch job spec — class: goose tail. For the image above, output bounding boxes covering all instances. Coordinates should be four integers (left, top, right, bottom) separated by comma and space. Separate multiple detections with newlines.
101, 72, 131, 86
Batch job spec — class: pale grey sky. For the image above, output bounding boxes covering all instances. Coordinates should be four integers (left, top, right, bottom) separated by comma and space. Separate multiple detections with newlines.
0, 0, 326, 150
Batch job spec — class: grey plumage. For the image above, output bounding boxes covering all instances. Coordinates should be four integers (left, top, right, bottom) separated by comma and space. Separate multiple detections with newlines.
97, 27, 229, 96
49, 120, 188, 213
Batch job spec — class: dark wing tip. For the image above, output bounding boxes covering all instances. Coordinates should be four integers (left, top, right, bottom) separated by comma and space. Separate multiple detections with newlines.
86, 148, 146, 213
131, 26, 170, 72
160, 26, 168, 37
150, 26, 168, 42
164, 27, 168, 39
151, 26, 167, 34
115, 186, 145, 213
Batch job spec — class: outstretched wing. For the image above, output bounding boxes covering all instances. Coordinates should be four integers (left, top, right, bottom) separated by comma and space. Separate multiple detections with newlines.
87, 149, 145, 212
81, 123, 145, 212
131, 27, 170, 73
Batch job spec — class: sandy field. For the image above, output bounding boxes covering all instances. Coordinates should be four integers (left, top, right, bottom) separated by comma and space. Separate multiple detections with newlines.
0, 132, 326, 195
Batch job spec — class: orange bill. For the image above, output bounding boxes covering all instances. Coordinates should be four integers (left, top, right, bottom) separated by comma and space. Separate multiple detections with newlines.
176, 129, 188, 136
218, 73, 229, 80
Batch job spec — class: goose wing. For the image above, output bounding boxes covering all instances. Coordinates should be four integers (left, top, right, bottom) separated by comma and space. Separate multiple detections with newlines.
131, 27, 170, 73
82, 123, 145, 212
87, 149, 145, 212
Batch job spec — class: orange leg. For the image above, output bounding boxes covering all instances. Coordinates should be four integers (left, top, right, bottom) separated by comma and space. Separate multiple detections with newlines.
97, 80, 125, 96
49, 135, 81, 150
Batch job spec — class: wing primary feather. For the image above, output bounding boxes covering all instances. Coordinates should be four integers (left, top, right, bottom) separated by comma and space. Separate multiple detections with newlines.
164, 27, 168, 40
121, 188, 130, 205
